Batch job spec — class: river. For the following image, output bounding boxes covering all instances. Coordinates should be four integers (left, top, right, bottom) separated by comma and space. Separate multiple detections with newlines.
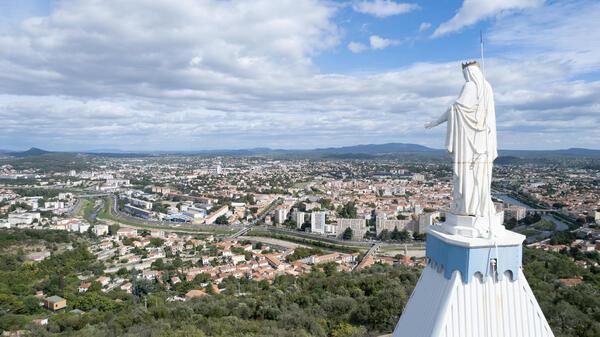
89, 199, 105, 222
494, 194, 568, 231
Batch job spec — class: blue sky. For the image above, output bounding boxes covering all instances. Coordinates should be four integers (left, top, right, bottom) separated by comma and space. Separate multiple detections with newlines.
0, 0, 599, 151
317, 0, 486, 72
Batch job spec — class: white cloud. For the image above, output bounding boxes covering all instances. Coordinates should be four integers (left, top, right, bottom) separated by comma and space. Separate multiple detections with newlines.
348, 41, 368, 53
0, 0, 598, 151
348, 35, 399, 53
352, 0, 418, 18
0, 0, 340, 98
418, 22, 431, 32
369, 35, 399, 49
488, 0, 600, 74
432, 0, 545, 38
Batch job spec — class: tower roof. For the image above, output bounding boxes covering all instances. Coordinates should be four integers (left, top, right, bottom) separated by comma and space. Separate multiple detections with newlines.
392, 266, 554, 337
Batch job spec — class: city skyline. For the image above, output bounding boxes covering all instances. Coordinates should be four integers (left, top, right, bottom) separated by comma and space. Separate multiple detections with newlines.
1, 0, 599, 151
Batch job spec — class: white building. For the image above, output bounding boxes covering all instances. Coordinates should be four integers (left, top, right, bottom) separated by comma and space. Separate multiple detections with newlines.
67, 221, 90, 233
336, 218, 368, 240
106, 178, 130, 186
418, 211, 439, 234
21, 197, 42, 210
44, 201, 65, 210
274, 208, 287, 224
376, 218, 409, 236
504, 205, 527, 221
116, 227, 137, 237
8, 212, 41, 226
295, 211, 305, 228
311, 212, 325, 234
149, 229, 165, 237
123, 197, 153, 210
78, 223, 90, 233
59, 192, 74, 199
92, 224, 109, 236
205, 206, 229, 224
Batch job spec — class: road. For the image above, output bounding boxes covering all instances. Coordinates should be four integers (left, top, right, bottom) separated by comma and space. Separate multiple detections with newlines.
106, 195, 243, 232
228, 197, 282, 239
230, 227, 251, 239
238, 235, 312, 249
353, 242, 382, 271
77, 193, 110, 198
66, 198, 83, 217
259, 227, 374, 247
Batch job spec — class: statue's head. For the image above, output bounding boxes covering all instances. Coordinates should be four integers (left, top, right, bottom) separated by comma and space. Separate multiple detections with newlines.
461, 60, 479, 70
461, 60, 482, 82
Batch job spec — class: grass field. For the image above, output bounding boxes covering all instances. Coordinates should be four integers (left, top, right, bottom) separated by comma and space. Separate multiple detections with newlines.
81, 199, 97, 222
76, 198, 92, 218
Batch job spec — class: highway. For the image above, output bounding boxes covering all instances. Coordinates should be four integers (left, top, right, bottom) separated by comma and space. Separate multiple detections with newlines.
229, 197, 282, 239
66, 198, 83, 217
106, 194, 243, 232
79, 194, 420, 255
262, 227, 374, 247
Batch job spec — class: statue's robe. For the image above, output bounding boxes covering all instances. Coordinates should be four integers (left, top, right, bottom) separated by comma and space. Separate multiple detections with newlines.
445, 66, 497, 217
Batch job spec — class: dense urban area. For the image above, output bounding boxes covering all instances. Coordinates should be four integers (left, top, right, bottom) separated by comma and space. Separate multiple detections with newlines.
0, 152, 599, 337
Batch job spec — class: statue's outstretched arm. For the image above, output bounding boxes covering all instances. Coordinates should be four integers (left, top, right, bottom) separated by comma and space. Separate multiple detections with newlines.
425, 107, 449, 129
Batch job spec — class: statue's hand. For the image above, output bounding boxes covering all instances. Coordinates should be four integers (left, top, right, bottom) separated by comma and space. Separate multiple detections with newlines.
424, 122, 436, 129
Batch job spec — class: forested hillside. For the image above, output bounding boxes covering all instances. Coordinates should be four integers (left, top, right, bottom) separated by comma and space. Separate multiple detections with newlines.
0, 230, 599, 336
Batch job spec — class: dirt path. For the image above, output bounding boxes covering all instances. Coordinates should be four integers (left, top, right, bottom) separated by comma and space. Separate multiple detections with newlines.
378, 248, 426, 258
238, 235, 312, 249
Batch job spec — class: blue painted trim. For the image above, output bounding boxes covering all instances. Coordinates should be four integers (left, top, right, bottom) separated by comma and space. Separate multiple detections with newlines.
426, 234, 522, 283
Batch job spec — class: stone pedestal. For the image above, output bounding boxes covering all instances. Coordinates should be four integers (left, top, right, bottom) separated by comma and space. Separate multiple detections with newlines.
440, 211, 505, 238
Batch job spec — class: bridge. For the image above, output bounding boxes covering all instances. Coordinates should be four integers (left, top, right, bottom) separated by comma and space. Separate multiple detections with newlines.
77, 193, 110, 198
230, 226, 251, 239
228, 198, 282, 239
353, 242, 382, 271
526, 208, 560, 215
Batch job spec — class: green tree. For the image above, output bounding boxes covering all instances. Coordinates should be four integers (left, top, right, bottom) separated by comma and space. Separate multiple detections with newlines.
117, 267, 129, 277
109, 224, 120, 235
215, 215, 228, 225
150, 238, 165, 247
71, 293, 117, 312
338, 202, 357, 218
343, 227, 353, 240
152, 258, 165, 270
0, 314, 28, 331
88, 281, 103, 292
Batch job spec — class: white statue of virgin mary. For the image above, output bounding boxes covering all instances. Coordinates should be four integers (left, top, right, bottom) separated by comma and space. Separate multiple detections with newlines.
425, 61, 497, 218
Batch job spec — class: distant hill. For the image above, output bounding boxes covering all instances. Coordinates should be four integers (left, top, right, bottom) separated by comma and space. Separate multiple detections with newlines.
499, 148, 600, 158
0, 152, 93, 172
552, 148, 600, 155
80, 143, 440, 156
4, 144, 599, 158
312, 143, 438, 154
9, 147, 52, 158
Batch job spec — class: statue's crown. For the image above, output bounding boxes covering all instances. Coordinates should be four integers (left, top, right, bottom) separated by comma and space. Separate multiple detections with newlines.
461, 60, 479, 69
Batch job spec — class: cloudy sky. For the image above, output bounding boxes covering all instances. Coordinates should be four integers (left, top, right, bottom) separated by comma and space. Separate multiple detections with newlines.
0, 0, 599, 151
